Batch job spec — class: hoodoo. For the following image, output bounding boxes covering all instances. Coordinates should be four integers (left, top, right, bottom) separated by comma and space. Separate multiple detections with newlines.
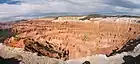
3, 17, 140, 60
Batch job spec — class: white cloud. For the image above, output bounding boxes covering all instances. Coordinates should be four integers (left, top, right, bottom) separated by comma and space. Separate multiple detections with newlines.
0, 0, 140, 21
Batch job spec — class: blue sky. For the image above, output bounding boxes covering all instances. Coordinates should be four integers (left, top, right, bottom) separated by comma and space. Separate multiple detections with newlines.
0, 0, 20, 4
0, 0, 140, 21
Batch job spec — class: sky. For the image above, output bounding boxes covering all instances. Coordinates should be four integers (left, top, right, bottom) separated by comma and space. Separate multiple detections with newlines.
0, 0, 140, 21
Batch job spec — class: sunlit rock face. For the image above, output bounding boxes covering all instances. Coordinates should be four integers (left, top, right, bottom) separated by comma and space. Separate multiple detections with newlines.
1, 38, 140, 64
67, 39, 140, 64
57, 16, 86, 21
2, 17, 140, 61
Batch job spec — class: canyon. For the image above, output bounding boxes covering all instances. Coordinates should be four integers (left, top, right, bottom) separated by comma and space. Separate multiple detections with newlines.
1, 16, 140, 64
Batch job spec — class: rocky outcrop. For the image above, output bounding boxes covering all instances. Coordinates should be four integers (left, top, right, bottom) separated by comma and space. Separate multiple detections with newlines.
0, 44, 66, 64
107, 36, 140, 57
122, 55, 140, 64
4, 37, 69, 60
2, 17, 140, 63
1, 41, 140, 64
24, 38, 69, 60
0, 56, 21, 64
4, 37, 25, 48
4, 17, 140, 60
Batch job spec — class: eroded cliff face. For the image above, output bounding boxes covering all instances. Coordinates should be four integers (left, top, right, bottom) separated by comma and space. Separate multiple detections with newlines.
3, 17, 140, 60
1, 38, 140, 64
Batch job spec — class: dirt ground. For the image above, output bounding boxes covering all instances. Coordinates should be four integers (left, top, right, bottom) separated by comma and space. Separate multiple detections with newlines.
4, 19, 140, 60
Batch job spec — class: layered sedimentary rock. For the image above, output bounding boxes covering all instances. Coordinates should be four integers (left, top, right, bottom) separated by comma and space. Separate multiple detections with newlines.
3, 17, 140, 60
1, 37, 140, 64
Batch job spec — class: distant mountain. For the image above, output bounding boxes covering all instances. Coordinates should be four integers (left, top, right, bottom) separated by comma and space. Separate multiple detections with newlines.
1, 12, 140, 22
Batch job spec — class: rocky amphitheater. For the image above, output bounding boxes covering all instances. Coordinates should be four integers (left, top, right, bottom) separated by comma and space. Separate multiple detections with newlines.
1, 16, 140, 64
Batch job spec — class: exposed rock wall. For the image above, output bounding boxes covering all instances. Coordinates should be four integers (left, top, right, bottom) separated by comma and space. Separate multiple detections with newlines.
4, 18, 140, 59
57, 16, 86, 21
1, 38, 140, 64
0, 44, 66, 64
1, 17, 140, 63
90, 17, 140, 23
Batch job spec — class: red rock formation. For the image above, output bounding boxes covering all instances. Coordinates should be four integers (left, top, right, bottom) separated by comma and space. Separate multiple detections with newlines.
4, 18, 140, 60
4, 37, 25, 48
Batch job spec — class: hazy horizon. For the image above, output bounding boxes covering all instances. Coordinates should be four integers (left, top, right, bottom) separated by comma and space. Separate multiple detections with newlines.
1, 0, 140, 21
